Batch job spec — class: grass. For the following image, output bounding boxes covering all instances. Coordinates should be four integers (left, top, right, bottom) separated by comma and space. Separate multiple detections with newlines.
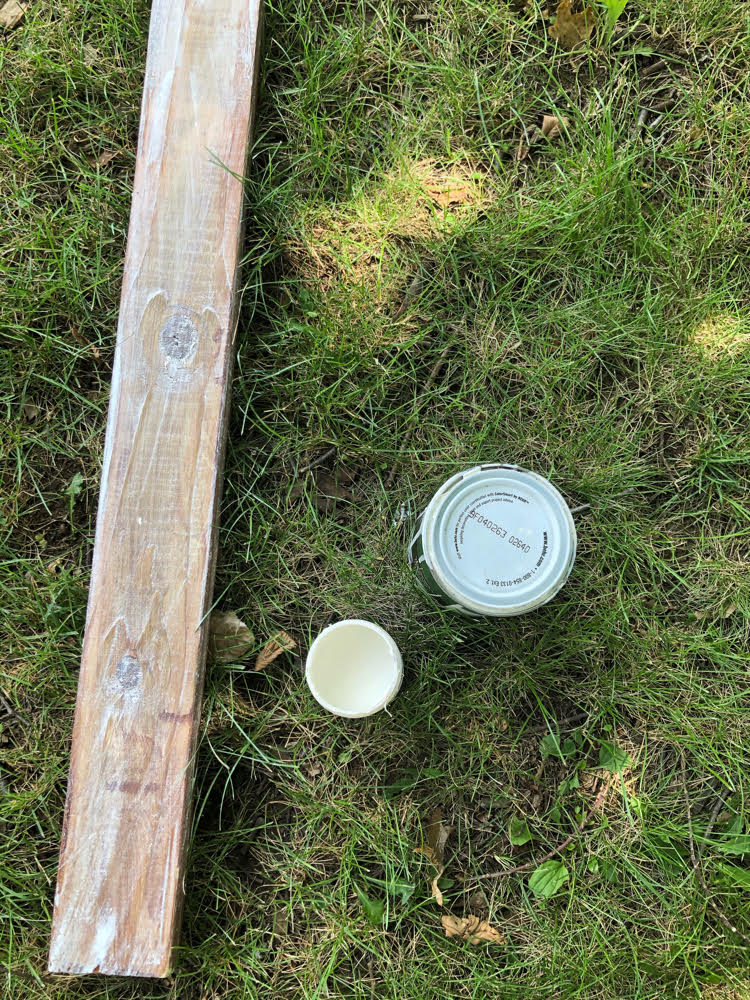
2, 0, 750, 996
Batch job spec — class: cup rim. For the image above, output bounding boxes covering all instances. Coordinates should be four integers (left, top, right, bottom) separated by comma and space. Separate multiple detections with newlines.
305, 619, 403, 718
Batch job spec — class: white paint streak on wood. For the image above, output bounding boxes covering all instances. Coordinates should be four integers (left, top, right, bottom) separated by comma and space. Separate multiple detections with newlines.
48, 0, 263, 978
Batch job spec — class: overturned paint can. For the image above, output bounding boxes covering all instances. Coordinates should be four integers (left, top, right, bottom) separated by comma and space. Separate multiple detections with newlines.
408, 464, 576, 617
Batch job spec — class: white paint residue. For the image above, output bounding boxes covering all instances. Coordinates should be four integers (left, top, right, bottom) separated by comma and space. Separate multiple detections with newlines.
145, 69, 175, 166
90, 909, 118, 968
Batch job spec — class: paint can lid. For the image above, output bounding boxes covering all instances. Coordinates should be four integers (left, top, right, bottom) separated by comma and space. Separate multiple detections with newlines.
420, 464, 576, 616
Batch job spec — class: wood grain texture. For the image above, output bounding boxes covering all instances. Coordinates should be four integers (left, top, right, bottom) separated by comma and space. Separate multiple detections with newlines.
48, 0, 262, 978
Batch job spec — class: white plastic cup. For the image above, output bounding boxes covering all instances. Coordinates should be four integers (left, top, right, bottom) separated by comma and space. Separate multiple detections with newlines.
408, 464, 577, 617
305, 619, 403, 718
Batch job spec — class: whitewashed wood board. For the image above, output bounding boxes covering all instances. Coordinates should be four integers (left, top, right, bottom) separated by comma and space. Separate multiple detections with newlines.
49, 0, 263, 977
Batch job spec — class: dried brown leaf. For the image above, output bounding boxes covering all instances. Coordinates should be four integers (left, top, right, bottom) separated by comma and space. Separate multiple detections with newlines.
0, 1, 26, 31
22, 402, 40, 421
208, 612, 255, 664
255, 631, 296, 672
70, 324, 102, 359
541, 114, 569, 140
549, 0, 596, 50
290, 465, 354, 513
426, 807, 452, 866
316, 472, 351, 501
468, 889, 489, 918
272, 908, 289, 939
334, 464, 356, 486
416, 808, 453, 905
83, 42, 100, 67
425, 182, 473, 209
89, 149, 119, 169
441, 914, 505, 945
431, 874, 444, 907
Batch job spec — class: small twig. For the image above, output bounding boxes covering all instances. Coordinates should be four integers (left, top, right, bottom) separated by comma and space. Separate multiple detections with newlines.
299, 445, 336, 474
568, 485, 639, 517
680, 754, 750, 946
703, 789, 731, 846
0, 692, 22, 727
631, 106, 649, 142
393, 274, 424, 320
529, 709, 590, 734
641, 58, 668, 78
385, 343, 452, 488
569, 503, 591, 515
649, 94, 678, 114
477, 779, 611, 879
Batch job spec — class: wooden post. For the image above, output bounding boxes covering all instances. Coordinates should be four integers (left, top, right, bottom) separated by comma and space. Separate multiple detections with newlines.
48, 0, 263, 977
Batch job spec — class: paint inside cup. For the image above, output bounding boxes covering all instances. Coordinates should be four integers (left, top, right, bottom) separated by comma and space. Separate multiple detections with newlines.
305, 619, 403, 718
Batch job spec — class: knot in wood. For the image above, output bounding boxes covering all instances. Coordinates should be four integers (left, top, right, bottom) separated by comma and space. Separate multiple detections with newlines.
115, 655, 142, 690
159, 312, 198, 362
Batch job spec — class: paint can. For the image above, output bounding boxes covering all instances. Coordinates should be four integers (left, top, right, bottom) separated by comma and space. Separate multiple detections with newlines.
408, 464, 576, 617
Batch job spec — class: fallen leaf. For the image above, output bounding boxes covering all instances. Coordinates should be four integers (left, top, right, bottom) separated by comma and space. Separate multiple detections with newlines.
541, 114, 569, 140
431, 875, 444, 907
272, 908, 288, 939
415, 808, 453, 906
83, 42, 100, 67
423, 807, 452, 866
208, 611, 255, 664
724, 604, 737, 618
316, 471, 352, 501
255, 631, 296, 672
22, 402, 40, 421
528, 859, 569, 899
0, 1, 26, 31
549, 0, 596, 50
426, 181, 472, 209
516, 115, 569, 162
441, 914, 505, 945
70, 324, 102, 359
88, 149, 119, 169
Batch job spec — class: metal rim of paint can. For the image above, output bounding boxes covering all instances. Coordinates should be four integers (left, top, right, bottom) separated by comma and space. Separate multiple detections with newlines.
408, 464, 577, 617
